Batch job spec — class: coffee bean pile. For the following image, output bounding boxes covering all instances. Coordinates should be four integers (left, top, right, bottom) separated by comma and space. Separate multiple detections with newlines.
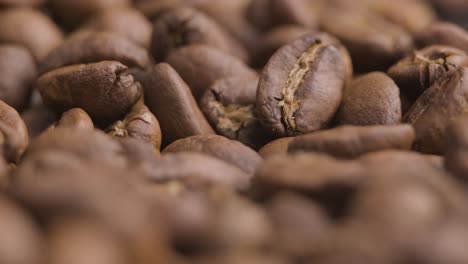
1, 0, 468, 263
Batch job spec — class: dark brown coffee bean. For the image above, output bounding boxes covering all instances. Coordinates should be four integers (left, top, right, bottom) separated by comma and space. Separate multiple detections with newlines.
388, 45, 468, 103
404, 68, 468, 154
0, 7, 64, 62
199, 75, 270, 149
81, 8, 152, 48
445, 116, 468, 181
163, 134, 263, 175
267, 192, 331, 258
417, 22, 468, 54
145, 152, 252, 190
52, 108, 94, 131
40, 31, 150, 74
47, 218, 131, 264
258, 137, 294, 159
0, 100, 29, 163
143, 63, 214, 145
288, 125, 415, 159
321, 6, 413, 72
107, 103, 162, 150
151, 7, 248, 63
0, 198, 44, 264
256, 33, 346, 136
246, 0, 323, 31
37, 61, 142, 126
166, 44, 256, 100
48, 0, 131, 29
0, 44, 37, 111
255, 25, 310, 67
337, 72, 401, 126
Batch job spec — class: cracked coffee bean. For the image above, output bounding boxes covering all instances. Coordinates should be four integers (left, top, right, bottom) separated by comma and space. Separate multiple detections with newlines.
200, 74, 269, 149
388, 45, 468, 103
107, 103, 162, 150
37, 61, 142, 126
404, 67, 468, 154
256, 33, 346, 136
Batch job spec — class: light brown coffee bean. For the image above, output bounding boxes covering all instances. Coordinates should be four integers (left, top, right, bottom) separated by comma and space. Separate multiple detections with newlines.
52, 108, 94, 131
0, 100, 29, 163
258, 137, 294, 159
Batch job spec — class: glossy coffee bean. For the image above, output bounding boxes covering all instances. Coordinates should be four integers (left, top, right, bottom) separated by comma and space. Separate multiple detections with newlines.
151, 7, 248, 62
143, 63, 214, 145
40, 30, 150, 74
256, 33, 346, 136
388, 45, 468, 102
163, 134, 263, 175
337, 72, 401, 126
288, 125, 415, 159
37, 61, 142, 126
405, 68, 468, 154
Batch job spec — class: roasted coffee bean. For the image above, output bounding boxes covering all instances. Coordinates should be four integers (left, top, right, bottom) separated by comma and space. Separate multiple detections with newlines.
198, 0, 261, 60
200, 75, 269, 149
258, 137, 294, 159
0, 44, 37, 111
288, 125, 415, 159
167, 44, 256, 100
0, 7, 64, 62
51, 108, 94, 131
321, 6, 413, 71
0, 100, 29, 163
445, 116, 468, 181
267, 192, 331, 258
37, 61, 142, 126
151, 7, 248, 62
47, 218, 131, 264
388, 45, 468, 102
107, 104, 162, 150
255, 153, 364, 194
163, 134, 263, 175
417, 22, 468, 54
40, 31, 150, 74
404, 67, 468, 154
48, 0, 131, 29
25, 127, 127, 168
143, 63, 214, 145
256, 33, 346, 136
81, 8, 152, 48
246, 0, 323, 31
337, 72, 401, 126
255, 25, 310, 67
0, 198, 44, 264
145, 152, 252, 190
